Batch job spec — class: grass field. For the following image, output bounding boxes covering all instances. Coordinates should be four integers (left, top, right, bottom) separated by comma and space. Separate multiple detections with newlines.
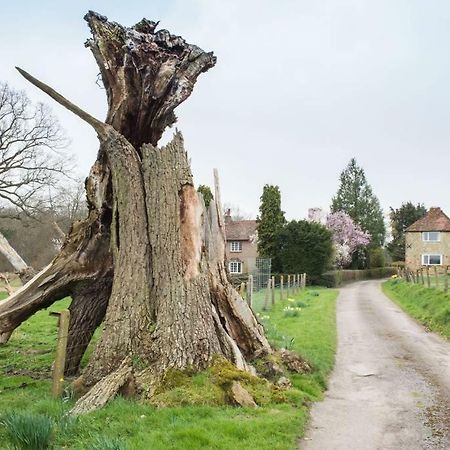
383, 278, 450, 340
0, 287, 337, 449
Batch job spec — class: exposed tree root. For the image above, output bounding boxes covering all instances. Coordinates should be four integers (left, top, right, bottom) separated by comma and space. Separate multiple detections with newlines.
70, 359, 132, 416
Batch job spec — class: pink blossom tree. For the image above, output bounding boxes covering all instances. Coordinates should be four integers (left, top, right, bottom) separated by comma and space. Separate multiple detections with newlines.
326, 212, 371, 268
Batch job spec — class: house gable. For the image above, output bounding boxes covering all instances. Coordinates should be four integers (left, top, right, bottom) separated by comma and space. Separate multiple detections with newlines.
406, 207, 450, 232
405, 207, 450, 269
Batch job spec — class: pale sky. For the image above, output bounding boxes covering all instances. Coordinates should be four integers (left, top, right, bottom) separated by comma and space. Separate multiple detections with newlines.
2, 0, 450, 220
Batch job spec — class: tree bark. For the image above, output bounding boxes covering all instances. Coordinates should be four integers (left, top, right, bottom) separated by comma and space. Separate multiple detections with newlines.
0, 231, 36, 283
0, 11, 271, 412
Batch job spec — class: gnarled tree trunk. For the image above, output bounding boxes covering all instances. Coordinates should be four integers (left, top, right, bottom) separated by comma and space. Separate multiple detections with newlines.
0, 11, 271, 414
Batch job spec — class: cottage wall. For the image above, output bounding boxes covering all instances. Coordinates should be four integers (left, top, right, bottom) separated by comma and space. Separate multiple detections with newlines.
405, 231, 450, 270
225, 239, 258, 274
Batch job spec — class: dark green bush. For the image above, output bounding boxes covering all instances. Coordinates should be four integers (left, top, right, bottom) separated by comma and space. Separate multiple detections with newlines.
276, 220, 333, 282
368, 247, 385, 268
1, 412, 53, 450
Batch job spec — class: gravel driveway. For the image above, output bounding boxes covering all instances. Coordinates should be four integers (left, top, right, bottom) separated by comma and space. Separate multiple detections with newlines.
300, 280, 450, 450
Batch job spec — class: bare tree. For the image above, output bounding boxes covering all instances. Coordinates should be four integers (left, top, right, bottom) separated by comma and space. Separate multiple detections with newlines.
0, 82, 70, 214
223, 202, 253, 221
0, 83, 74, 281
48, 179, 87, 247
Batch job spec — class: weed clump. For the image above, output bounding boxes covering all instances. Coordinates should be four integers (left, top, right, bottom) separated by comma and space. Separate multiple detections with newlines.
294, 300, 307, 308
307, 291, 320, 297
1, 412, 53, 450
283, 306, 301, 317
88, 435, 127, 450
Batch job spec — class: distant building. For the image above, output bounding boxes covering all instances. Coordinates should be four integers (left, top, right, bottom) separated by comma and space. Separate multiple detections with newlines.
308, 207, 326, 224
405, 207, 450, 270
224, 210, 258, 275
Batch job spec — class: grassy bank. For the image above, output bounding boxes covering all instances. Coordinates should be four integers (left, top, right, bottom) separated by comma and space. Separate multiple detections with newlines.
0, 288, 337, 449
383, 279, 450, 340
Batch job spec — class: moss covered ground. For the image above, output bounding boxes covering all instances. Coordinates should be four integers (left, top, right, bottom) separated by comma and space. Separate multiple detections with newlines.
0, 287, 337, 449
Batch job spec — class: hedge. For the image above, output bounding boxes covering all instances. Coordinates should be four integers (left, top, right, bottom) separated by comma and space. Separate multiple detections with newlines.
319, 267, 397, 288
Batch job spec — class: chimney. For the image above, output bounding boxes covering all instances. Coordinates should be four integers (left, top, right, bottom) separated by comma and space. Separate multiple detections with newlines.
224, 208, 232, 224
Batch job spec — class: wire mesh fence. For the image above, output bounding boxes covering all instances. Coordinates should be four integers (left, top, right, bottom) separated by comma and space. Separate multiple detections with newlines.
237, 273, 308, 312
252, 257, 272, 291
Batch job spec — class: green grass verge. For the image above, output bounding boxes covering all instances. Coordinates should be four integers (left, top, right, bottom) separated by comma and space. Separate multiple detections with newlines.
0, 288, 337, 449
383, 279, 450, 340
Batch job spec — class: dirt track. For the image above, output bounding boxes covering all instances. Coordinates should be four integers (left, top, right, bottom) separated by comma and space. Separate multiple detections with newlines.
301, 280, 450, 450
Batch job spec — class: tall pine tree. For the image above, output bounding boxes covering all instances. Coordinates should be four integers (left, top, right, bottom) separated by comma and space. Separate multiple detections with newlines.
331, 158, 386, 248
257, 185, 286, 272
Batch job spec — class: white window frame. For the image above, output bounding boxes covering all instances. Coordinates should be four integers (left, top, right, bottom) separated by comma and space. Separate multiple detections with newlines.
230, 241, 242, 252
422, 254, 443, 266
422, 231, 441, 242
229, 261, 243, 274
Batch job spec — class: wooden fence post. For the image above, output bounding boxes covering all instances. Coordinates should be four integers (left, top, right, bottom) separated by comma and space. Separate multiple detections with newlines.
239, 282, 246, 299
434, 266, 439, 289
287, 275, 291, 298
280, 275, 284, 301
51, 310, 70, 398
263, 278, 271, 310
426, 266, 431, 288
445, 266, 449, 293
271, 276, 275, 305
247, 275, 253, 307
420, 268, 424, 285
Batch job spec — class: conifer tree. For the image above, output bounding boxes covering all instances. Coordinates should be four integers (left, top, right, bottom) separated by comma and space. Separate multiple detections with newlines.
257, 185, 286, 272
331, 158, 386, 248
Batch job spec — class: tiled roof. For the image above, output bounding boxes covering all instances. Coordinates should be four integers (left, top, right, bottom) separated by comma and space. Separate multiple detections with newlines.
225, 220, 258, 241
406, 207, 450, 232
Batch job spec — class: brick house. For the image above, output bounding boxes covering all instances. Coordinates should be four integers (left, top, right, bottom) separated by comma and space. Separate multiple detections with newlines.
405, 207, 450, 270
224, 211, 258, 275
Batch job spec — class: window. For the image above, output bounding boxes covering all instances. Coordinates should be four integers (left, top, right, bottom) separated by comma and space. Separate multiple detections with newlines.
422, 254, 442, 265
230, 241, 242, 252
423, 231, 440, 242
229, 261, 242, 274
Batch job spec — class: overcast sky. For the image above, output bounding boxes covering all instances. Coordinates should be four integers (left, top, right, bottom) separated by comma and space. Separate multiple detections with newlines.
2, 0, 450, 220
